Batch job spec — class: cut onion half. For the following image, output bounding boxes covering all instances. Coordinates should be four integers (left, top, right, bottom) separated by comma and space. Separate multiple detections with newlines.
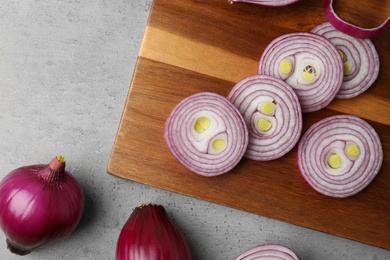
228, 0, 300, 7
311, 22, 380, 99
228, 75, 302, 161
258, 32, 343, 113
235, 244, 300, 260
164, 92, 249, 177
297, 114, 383, 198
324, 0, 390, 39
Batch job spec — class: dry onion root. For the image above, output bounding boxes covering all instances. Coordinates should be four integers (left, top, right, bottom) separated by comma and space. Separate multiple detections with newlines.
258, 32, 344, 113
228, 0, 300, 7
164, 92, 248, 177
311, 22, 380, 99
228, 75, 302, 161
297, 114, 383, 198
324, 0, 390, 39
234, 244, 300, 260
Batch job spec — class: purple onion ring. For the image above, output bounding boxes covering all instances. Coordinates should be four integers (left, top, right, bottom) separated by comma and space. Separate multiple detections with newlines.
258, 32, 343, 113
164, 92, 249, 177
311, 22, 380, 99
228, 75, 302, 161
228, 0, 300, 7
297, 114, 383, 198
235, 244, 300, 260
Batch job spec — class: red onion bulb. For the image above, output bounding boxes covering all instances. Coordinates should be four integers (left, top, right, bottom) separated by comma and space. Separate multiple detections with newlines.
164, 92, 249, 177
228, 75, 302, 161
258, 32, 344, 113
311, 22, 380, 99
324, 0, 390, 39
235, 244, 300, 260
0, 156, 85, 255
228, 0, 300, 7
297, 115, 383, 198
116, 203, 191, 260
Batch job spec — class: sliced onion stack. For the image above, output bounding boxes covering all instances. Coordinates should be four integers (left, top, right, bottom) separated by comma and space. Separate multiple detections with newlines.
258, 32, 343, 113
324, 0, 390, 39
235, 244, 300, 260
164, 92, 248, 177
311, 22, 380, 99
297, 114, 383, 198
228, 0, 300, 7
228, 75, 302, 161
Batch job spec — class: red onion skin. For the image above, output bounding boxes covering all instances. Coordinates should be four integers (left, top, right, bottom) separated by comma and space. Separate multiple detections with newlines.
116, 203, 191, 260
0, 157, 84, 255
324, 0, 390, 39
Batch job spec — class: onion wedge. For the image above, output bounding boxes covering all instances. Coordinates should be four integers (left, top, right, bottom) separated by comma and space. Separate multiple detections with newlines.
235, 244, 300, 260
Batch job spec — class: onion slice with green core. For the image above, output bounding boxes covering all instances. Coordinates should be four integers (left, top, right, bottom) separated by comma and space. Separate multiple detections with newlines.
228, 75, 302, 161
311, 22, 380, 99
324, 0, 390, 39
258, 32, 343, 113
164, 92, 248, 177
227, 0, 300, 7
297, 114, 383, 198
235, 244, 300, 260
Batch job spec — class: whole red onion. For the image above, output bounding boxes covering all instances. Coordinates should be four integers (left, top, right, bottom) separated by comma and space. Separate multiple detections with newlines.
0, 156, 85, 255
116, 203, 191, 260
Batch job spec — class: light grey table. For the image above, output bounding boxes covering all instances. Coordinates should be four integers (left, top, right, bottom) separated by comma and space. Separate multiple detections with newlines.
0, 1, 389, 259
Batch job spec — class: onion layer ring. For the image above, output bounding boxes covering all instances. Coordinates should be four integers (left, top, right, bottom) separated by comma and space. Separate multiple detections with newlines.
235, 244, 300, 260
228, 0, 300, 7
297, 114, 383, 198
311, 22, 380, 99
258, 32, 343, 113
164, 92, 249, 177
324, 0, 390, 39
228, 75, 302, 161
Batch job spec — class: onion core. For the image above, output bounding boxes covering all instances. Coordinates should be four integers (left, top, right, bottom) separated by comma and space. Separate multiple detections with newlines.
297, 115, 383, 198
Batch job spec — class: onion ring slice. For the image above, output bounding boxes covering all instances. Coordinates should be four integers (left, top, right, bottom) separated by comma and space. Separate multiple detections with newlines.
235, 244, 300, 260
311, 21, 380, 99
164, 92, 249, 177
324, 0, 390, 39
258, 32, 343, 113
228, 75, 302, 161
228, 0, 300, 7
297, 114, 383, 198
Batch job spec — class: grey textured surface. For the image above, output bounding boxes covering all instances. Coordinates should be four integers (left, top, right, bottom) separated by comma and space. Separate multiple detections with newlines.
0, 1, 389, 259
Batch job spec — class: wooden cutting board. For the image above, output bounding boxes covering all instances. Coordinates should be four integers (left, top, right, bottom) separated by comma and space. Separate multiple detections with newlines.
108, 0, 390, 250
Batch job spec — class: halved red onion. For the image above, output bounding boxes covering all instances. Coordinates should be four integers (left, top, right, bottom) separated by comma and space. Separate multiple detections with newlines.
297, 114, 383, 198
311, 22, 380, 99
228, 0, 300, 7
258, 32, 343, 113
235, 244, 300, 260
164, 92, 248, 177
228, 75, 302, 161
324, 0, 390, 39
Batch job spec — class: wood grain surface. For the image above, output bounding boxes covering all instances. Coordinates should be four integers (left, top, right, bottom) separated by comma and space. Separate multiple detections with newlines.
107, 0, 390, 250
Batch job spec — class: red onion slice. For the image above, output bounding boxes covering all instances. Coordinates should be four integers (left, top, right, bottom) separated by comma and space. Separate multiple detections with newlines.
228, 0, 300, 7
297, 114, 383, 198
324, 0, 390, 39
311, 22, 380, 99
164, 92, 249, 177
228, 75, 302, 161
235, 244, 300, 260
258, 32, 343, 113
